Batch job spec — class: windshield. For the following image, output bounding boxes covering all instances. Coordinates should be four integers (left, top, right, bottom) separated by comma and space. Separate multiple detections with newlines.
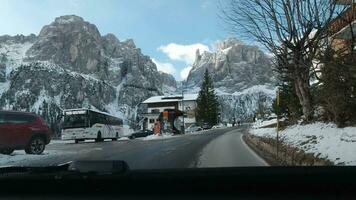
0, 0, 355, 171
62, 114, 88, 129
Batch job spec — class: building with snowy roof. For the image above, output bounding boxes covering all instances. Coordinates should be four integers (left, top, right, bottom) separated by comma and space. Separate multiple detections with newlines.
141, 94, 198, 131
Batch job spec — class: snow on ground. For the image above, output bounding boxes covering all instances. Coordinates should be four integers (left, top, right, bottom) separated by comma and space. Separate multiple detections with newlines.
141, 133, 177, 141
0, 150, 64, 167
186, 129, 211, 135
118, 137, 130, 141
253, 118, 277, 129
250, 122, 356, 165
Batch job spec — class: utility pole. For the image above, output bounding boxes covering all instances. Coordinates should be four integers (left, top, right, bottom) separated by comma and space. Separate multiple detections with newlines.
181, 81, 185, 134
276, 89, 280, 160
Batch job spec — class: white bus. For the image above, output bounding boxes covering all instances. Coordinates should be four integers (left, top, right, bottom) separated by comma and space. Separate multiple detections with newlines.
61, 109, 124, 143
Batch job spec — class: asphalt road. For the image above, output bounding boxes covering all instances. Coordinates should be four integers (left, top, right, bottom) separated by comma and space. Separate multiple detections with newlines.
1, 126, 267, 169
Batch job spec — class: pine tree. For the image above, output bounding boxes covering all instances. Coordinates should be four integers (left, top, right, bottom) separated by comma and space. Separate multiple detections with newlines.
196, 69, 220, 125
318, 46, 356, 127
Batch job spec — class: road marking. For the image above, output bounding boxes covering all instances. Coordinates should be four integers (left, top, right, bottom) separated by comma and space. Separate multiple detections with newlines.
239, 133, 269, 166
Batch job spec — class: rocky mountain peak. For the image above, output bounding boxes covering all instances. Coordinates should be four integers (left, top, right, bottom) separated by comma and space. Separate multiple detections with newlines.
187, 37, 275, 93
26, 15, 106, 77
38, 15, 101, 40
54, 15, 84, 24
123, 39, 136, 49
103, 33, 120, 44
216, 37, 242, 50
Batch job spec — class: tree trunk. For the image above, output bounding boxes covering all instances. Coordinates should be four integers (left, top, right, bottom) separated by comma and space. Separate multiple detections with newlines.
294, 72, 313, 121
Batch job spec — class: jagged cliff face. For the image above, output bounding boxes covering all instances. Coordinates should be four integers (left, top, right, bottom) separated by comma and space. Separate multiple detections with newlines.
0, 15, 176, 134
186, 38, 276, 121
187, 38, 274, 92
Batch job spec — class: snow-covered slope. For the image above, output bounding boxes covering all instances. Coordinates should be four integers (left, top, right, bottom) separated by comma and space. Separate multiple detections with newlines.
185, 38, 277, 122
250, 122, 356, 165
0, 15, 176, 134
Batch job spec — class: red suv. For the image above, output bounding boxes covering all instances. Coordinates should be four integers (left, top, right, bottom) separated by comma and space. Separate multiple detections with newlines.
0, 111, 52, 155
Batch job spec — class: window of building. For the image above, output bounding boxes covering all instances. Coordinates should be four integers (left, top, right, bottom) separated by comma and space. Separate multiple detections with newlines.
151, 109, 160, 113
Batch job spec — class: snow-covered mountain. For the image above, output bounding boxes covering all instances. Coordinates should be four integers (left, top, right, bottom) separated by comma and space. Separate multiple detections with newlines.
0, 15, 176, 133
185, 38, 277, 122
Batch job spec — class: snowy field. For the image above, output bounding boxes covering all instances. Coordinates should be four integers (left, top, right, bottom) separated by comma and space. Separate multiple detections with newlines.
250, 122, 356, 165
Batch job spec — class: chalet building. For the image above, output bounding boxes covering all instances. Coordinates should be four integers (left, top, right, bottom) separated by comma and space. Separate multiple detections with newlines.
329, 1, 356, 51
141, 94, 198, 131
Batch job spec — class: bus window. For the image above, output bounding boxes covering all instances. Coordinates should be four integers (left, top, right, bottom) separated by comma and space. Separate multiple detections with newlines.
62, 114, 88, 129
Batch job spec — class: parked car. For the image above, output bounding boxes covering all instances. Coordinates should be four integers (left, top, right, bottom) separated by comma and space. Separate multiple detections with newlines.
0, 111, 52, 155
129, 130, 153, 139
201, 123, 212, 130
186, 124, 202, 133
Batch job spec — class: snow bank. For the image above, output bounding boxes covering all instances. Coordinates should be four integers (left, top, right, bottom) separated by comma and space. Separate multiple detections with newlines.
253, 118, 277, 129
141, 134, 176, 141
250, 122, 356, 165
118, 137, 130, 141
0, 150, 63, 166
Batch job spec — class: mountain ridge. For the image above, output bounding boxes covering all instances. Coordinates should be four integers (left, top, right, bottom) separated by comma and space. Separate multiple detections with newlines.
0, 15, 176, 133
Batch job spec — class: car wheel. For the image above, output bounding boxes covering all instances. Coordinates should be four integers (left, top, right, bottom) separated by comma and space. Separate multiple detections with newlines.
0, 148, 14, 155
75, 139, 79, 144
25, 137, 45, 155
95, 132, 103, 142
130, 135, 135, 139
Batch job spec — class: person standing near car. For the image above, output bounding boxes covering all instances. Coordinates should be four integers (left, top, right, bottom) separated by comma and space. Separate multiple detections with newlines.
154, 119, 161, 136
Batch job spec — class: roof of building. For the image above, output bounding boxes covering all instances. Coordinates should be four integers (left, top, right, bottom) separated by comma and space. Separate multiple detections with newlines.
328, 3, 356, 37
142, 93, 199, 104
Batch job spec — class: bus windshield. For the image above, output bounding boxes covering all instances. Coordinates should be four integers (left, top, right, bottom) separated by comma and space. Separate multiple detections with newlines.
62, 114, 88, 129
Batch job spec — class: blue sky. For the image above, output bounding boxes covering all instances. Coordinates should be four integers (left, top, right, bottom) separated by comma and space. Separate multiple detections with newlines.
0, 0, 231, 80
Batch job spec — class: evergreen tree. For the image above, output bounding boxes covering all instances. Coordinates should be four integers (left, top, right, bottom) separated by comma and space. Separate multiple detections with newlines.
318, 46, 356, 127
196, 69, 220, 125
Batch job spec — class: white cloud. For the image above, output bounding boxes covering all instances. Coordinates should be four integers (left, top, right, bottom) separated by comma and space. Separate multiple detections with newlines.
152, 58, 176, 75
158, 43, 210, 65
180, 66, 192, 80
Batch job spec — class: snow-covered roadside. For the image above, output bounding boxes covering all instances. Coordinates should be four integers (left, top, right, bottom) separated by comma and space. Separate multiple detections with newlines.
252, 118, 278, 129
0, 150, 65, 167
141, 133, 177, 141
250, 122, 356, 165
